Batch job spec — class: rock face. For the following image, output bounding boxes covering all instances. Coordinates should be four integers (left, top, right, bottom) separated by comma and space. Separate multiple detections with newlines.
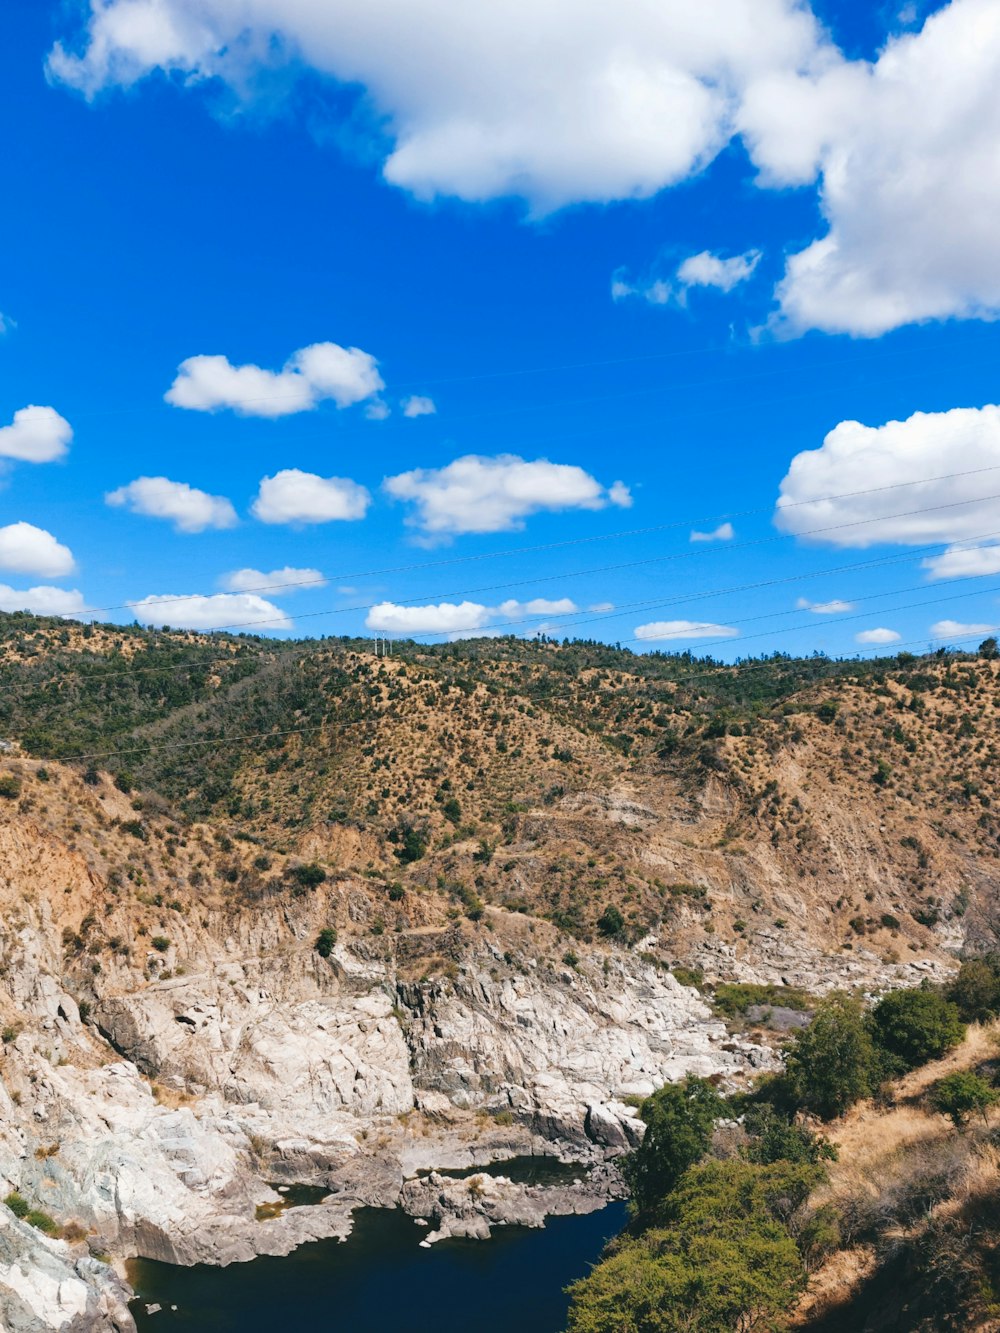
0, 1211, 133, 1332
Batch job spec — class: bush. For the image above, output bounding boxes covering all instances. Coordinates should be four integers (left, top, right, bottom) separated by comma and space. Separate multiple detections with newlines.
930, 1071, 999, 1129
25, 1209, 58, 1235
0, 774, 21, 799
4, 1192, 28, 1218
597, 905, 625, 939
567, 1160, 819, 1333
785, 994, 876, 1120
947, 955, 1000, 1023
390, 823, 428, 865
150, 936, 170, 953
741, 1105, 838, 1166
869, 988, 965, 1071
314, 927, 337, 958
623, 1076, 724, 1219
290, 862, 327, 890
713, 982, 812, 1017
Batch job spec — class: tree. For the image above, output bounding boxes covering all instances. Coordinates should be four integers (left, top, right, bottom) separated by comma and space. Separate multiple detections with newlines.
622, 1076, 724, 1219
314, 927, 337, 958
785, 994, 876, 1120
947, 956, 1000, 1023
931, 1071, 999, 1129
869, 988, 965, 1070
978, 636, 999, 660
567, 1161, 818, 1333
597, 905, 625, 938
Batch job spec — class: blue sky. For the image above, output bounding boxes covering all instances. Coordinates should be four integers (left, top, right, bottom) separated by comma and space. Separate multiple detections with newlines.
3, 0, 1000, 658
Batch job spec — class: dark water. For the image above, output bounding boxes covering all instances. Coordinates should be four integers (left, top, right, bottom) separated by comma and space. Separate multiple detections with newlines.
129, 1201, 626, 1333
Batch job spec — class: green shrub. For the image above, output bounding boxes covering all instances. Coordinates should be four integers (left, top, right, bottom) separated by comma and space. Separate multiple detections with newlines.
947, 955, 1000, 1023
623, 1076, 724, 1220
314, 927, 337, 958
713, 983, 812, 1017
150, 936, 170, 953
869, 988, 965, 1070
25, 1209, 58, 1235
785, 994, 876, 1120
596, 905, 625, 939
0, 774, 20, 799
290, 862, 326, 889
741, 1105, 838, 1166
567, 1160, 819, 1333
4, 1192, 28, 1218
930, 1070, 999, 1129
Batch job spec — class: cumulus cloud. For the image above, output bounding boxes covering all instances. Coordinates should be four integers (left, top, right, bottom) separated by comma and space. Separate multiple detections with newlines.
0, 584, 87, 617
48, 0, 827, 213
691, 522, 734, 543
796, 597, 854, 613
366, 600, 491, 635
922, 543, 1000, 580
775, 404, 1000, 549
165, 342, 384, 418
385, 453, 631, 538
749, 0, 1000, 335
106, 476, 237, 533
495, 597, 578, 618
128, 592, 292, 631
635, 619, 739, 641
931, 618, 998, 640
220, 566, 326, 594
402, 395, 436, 418
855, 627, 901, 644
677, 250, 760, 292
0, 406, 72, 463
0, 522, 75, 577
251, 469, 371, 525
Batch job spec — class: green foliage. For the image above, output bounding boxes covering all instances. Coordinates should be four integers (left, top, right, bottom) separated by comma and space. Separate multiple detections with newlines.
4, 1192, 28, 1218
596, 905, 625, 939
741, 1105, 838, 1167
713, 983, 812, 1018
150, 936, 170, 953
441, 797, 462, 824
26, 1208, 58, 1234
0, 774, 20, 799
785, 993, 876, 1120
947, 955, 1000, 1023
314, 927, 337, 958
567, 1160, 819, 1333
869, 988, 966, 1070
290, 862, 327, 889
390, 822, 428, 864
930, 1070, 999, 1128
816, 699, 839, 723
623, 1076, 724, 1219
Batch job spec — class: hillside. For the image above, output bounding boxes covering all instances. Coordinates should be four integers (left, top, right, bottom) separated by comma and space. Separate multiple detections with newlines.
0, 612, 999, 1328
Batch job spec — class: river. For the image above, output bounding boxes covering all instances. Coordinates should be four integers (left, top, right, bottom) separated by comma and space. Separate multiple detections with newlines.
129, 1191, 627, 1333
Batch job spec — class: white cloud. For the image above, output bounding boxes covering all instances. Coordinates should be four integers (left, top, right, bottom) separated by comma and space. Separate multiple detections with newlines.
691, 521, 734, 543
402, 395, 436, 418
775, 404, 1000, 549
165, 342, 384, 418
931, 618, 998, 640
796, 597, 854, 613
855, 627, 901, 645
0, 406, 72, 463
676, 249, 760, 292
128, 592, 292, 631
0, 584, 87, 617
922, 543, 1000, 580
385, 453, 630, 538
251, 469, 371, 525
748, 0, 1000, 335
106, 476, 237, 533
495, 597, 578, 618
588, 601, 615, 612
221, 566, 326, 594
0, 523, 75, 577
635, 618, 739, 640
366, 600, 491, 634
48, 0, 827, 213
